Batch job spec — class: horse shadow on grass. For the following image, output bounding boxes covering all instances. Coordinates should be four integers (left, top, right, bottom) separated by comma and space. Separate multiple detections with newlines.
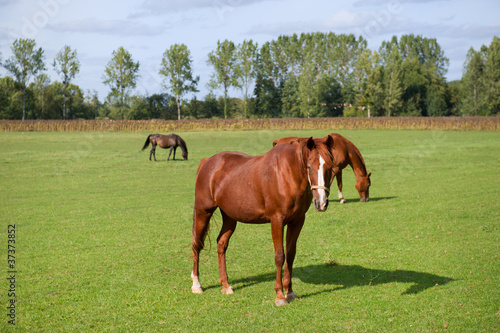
340, 196, 397, 204
205, 264, 453, 297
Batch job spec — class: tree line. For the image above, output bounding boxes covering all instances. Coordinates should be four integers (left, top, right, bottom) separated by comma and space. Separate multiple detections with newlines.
0, 34, 498, 120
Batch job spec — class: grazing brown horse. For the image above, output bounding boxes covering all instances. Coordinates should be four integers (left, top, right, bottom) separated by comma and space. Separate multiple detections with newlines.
273, 133, 371, 203
191, 136, 335, 306
141, 133, 188, 161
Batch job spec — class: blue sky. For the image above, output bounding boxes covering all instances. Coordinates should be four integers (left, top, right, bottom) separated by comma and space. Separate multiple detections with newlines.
0, 0, 498, 102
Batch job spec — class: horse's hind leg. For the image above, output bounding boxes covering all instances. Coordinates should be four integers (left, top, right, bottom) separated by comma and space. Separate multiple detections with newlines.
150, 143, 157, 161
217, 211, 237, 294
191, 206, 215, 294
336, 170, 346, 204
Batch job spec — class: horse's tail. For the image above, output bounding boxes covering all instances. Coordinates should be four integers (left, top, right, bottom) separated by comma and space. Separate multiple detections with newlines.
191, 157, 212, 257
142, 135, 152, 151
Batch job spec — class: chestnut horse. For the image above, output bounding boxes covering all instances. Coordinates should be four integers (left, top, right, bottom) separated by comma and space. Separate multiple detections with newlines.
273, 133, 371, 203
141, 133, 188, 161
191, 136, 335, 306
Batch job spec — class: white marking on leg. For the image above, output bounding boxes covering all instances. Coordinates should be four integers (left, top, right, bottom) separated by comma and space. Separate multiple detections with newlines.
338, 189, 346, 204
191, 271, 203, 293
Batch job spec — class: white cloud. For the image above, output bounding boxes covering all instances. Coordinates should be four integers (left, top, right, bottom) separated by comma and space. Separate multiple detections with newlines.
46, 18, 167, 37
129, 0, 273, 18
323, 10, 371, 29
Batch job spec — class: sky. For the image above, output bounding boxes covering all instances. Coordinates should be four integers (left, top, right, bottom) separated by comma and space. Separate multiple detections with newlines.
0, 0, 499, 102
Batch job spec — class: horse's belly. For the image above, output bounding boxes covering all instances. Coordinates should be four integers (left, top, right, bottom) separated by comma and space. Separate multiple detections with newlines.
216, 192, 269, 224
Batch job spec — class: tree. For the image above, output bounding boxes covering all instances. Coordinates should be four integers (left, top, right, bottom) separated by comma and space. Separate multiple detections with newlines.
207, 40, 240, 119
383, 44, 403, 116
379, 34, 449, 116
3, 38, 46, 120
460, 37, 500, 115
236, 40, 258, 118
53, 45, 81, 119
0, 77, 19, 119
482, 36, 500, 114
159, 44, 199, 120
102, 47, 140, 119
460, 47, 486, 115
32, 74, 52, 119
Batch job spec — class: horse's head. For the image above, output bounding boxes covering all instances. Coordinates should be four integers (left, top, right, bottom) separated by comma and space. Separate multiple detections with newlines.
356, 172, 371, 202
304, 136, 335, 212
182, 150, 188, 160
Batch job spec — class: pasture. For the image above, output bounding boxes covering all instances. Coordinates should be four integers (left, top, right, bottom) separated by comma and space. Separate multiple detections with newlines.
1, 129, 499, 331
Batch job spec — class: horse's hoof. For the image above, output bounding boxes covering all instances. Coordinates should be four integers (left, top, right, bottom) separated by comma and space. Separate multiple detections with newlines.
191, 287, 203, 294
340, 199, 346, 204
275, 298, 289, 306
221, 286, 234, 294
286, 292, 299, 302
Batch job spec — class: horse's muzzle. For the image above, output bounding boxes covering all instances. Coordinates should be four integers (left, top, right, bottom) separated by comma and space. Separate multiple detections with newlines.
314, 198, 329, 212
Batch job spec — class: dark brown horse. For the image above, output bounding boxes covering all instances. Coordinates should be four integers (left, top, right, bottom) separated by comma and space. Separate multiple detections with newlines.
273, 133, 371, 202
191, 136, 335, 306
141, 133, 188, 161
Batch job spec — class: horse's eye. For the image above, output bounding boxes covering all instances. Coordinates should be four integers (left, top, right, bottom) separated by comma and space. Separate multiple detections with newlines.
307, 165, 312, 171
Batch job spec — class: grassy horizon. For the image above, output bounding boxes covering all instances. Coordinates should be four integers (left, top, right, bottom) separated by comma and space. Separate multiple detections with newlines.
1, 129, 499, 331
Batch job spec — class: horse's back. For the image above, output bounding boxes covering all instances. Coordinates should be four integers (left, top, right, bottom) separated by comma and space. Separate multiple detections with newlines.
330, 133, 365, 165
196, 151, 262, 187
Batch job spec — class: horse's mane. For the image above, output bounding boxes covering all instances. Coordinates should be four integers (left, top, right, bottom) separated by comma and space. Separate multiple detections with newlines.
176, 135, 188, 153
342, 136, 365, 165
336, 135, 368, 176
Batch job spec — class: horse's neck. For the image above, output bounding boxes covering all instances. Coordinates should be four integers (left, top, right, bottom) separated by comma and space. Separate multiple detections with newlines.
279, 144, 310, 193
346, 143, 367, 178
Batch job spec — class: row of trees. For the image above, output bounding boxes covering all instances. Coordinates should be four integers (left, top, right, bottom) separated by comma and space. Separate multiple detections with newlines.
1, 34, 498, 120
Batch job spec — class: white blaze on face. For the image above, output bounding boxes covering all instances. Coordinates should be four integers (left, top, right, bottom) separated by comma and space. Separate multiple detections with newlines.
317, 156, 327, 204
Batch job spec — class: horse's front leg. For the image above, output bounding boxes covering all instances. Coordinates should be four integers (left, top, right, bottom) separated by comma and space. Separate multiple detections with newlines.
336, 170, 346, 204
271, 220, 287, 306
217, 211, 237, 294
167, 147, 174, 161
283, 217, 305, 302
172, 147, 177, 160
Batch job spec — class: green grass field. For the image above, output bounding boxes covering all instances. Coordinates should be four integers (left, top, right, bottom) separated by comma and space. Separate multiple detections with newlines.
1, 129, 499, 332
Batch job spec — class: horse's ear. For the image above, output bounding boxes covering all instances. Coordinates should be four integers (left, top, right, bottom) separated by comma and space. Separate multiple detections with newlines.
272, 139, 278, 147
367, 172, 371, 178
325, 135, 334, 148
306, 137, 315, 150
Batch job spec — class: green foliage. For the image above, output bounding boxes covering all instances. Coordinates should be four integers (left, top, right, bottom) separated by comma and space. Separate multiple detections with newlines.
53, 45, 81, 119
0, 130, 498, 331
378, 34, 449, 117
236, 39, 258, 118
128, 94, 177, 120
102, 47, 140, 119
0, 76, 21, 119
460, 36, 500, 115
0, 34, 498, 120
2, 38, 46, 120
159, 44, 199, 120
207, 40, 240, 119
